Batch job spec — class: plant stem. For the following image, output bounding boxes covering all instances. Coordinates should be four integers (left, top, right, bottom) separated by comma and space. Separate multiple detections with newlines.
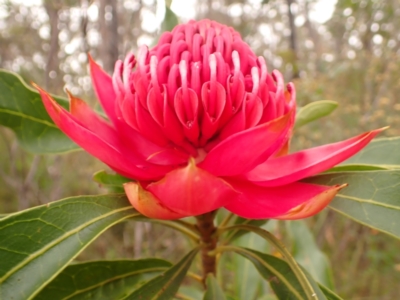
195, 211, 217, 283
219, 211, 234, 228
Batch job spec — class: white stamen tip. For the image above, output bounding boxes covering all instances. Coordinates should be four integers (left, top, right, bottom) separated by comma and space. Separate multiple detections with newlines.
209, 53, 217, 79
251, 67, 259, 94
179, 60, 188, 87
137, 45, 149, 68
257, 56, 267, 81
150, 56, 158, 79
232, 50, 240, 73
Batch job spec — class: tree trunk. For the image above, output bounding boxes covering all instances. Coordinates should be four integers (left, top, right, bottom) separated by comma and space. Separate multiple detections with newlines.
43, 0, 62, 91
98, 0, 119, 73
304, 0, 322, 73
286, 0, 299, 79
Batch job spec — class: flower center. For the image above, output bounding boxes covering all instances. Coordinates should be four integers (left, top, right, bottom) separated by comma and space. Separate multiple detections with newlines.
111, 20, 294, 154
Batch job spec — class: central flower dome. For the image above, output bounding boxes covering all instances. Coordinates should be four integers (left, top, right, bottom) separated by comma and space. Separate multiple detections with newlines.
112, 19, 295, 153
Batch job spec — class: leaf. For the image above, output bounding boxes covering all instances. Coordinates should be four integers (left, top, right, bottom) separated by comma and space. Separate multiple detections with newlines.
229, 247, 332, 300
325, 164, 387, 173
295, 100, 338, 129
220, 224, 317, 299
341, 137, 400, 169
93, 170, 132, 193
286, 221, 334, 289
203, 274, 226, 300
161, 6, 179, 33
0, 69, 78, 153
306, 170, 400, 239
318, 285, 343, 300
223, 217, 268, 243
93, 170, 132, 187
34, 259, 172, 300
125, 248, 199, 300
233, 231, 268, 300
0, 194, 141, 300
178, 285, 204, 300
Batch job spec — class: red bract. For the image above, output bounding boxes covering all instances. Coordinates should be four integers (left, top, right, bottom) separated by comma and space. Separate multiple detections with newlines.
36, 20, 382, 220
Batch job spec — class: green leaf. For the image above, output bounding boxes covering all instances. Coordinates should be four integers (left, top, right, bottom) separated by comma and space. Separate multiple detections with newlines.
307, 170, 400, 239
34, 259, 172, 300
295, 100, 338, 129
317, 285, 343, 300
178, 285, 204, 300
286, 221, 334, 289
0, 69, 78, 153
223, 217, 268, 243
341, 137, 400, 169
93, 170, 132, 193
161, 6, 179, 33
203, 274, 226, 300
325, 164, 387, 173
219, 224, 316, 299
0, 194, 141, 300
93, 170, 132, 187
227, 247, 331, 300
125, 248, 199, 300
233, 232, 268, 300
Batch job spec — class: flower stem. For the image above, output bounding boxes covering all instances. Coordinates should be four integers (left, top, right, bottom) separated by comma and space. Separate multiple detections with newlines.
195, 211, 217, 283
219, 211, 234, 228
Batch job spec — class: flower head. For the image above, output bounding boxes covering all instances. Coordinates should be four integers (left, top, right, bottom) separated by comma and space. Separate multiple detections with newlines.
36, 20, 382, 220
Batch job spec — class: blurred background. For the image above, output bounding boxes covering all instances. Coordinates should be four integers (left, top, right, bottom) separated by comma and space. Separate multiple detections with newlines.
1, 0, 400, 298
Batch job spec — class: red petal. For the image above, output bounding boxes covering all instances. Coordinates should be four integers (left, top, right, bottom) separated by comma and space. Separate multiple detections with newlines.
275, 184, 347, 220
67, 91, 117, 146
146, 148, 190, 165
218, 102, 246, 140
150, 84, 190, 151
146, 159, 239, 216
89, 55, 118, 124
36, 85, 172, 180
244, 94, 263, 128
114, 115, 191, 166
224, 180, 346, 219
245, 128, 385, 187
135, 94, 170, 146
174, 87, 200, 144
198, 109, 294, 177
200, 81, 226, 143
124, 182, 188, 220
163, 98, 189, 144
120, 94, 139, 131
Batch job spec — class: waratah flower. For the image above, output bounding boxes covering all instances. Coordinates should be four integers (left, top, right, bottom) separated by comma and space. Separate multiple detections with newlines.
36, 19, 382, 220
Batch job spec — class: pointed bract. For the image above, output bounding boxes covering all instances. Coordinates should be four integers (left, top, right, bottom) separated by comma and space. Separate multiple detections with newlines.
198, 109, 294, 177
89, 55, 118, 124
224, 180, 345, 219
275, 184, 347, 220
124, 182, 188, 220
36, 85, 172, 180
245, 128, 385, 187
146, 159, 239, 215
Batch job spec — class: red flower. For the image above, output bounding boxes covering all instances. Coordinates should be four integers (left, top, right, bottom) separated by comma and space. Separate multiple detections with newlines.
36, 20, 382, 220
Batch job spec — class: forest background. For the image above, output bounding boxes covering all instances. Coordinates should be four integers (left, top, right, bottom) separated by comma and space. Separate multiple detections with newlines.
0, 0, 399, 298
